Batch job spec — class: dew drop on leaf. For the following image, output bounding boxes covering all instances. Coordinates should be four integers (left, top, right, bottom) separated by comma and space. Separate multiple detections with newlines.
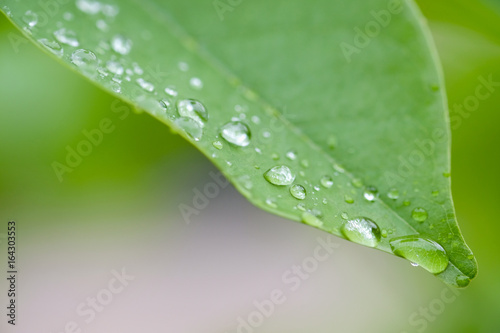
387, 188, 399, 200
290, 184, 306, 200
174, 117, 202, 141
411, 207, 428, 222
220, 121, 251, 147
53, 28, 79, 47
177, 99, 208, 127
320, 175, 333, 188
111, 34, 132, 55
389, 236, 449, 274
264, 165, 295, 186
341, 217, 381, 248
71, 49, 97, 72
22, 10, 38, 28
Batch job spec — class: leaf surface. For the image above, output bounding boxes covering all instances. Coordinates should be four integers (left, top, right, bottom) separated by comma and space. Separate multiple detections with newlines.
0, 0, 477, 286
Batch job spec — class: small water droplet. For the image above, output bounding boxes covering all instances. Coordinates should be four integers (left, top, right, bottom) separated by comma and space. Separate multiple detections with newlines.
106, 60, 124, 75
132, 62, 143, 75
76, 0, 102, 14
344, 194, 354, 204
96, 19, 108, 31
158, 99, 171, 111
136, 78, 154, 92
327, 135, 337, 150
455, 275, 470, 287
443, 171, 451, 178
351, 178, 363, 188
177, 99, 208, 128
431, 190, 439, 197
22, 10, 38, 28
54, 28, 79, 47
322, 198, 328, 204
220, 121, 251, 147
111, 35, 132, 55
290, 184, 306, 200
101, 4, 119, 17
381, 229, 388, 238
341, 217, 381, 247
212, 141, 223, 150
271, 153, 279, 160
38, 38, 63, 56
262, 131, 271, 138
164, 86, 178, 97
283, 150, 296, 160
265, 198, 277, 208
363, 186, 378, 202
174, 117, 202, 141
301, 159, 309, 168
333, 163, 345, 173
178, 61, 189, 71
301, 211, 323, 228
387, 188, 399, 200
318, 175, 333, 188
189, 77, 203, 90
389, 236, 449, 274
410, 262, 419, 267
411, 207, 428, 222
63, 12, 74, 21
340, 212, 349, 220
264, 165, 295, 186
251, 115, 260, 124
71, 49, 97, 72
403, 200, 411, 206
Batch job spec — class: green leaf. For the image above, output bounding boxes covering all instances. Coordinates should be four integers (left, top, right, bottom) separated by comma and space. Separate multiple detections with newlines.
0, 0, 477, 287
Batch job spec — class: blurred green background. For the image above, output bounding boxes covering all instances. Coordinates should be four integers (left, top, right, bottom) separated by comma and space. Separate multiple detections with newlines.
0, 1, 499, 332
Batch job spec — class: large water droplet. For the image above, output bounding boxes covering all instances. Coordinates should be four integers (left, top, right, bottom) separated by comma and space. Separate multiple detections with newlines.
174, 117, 202, 141
264, 165, 295, 186
389, 236, 448, 274
220, 121, 251, 147
320, 175, 333, 188
412, 207, 428, 222
22, 10, 38, 28
290, 184, 306, 200
341, 217, 381, 248
455, 275, 470, 288
71, 49, 97, 72
53, 28, 79, 47
177, 99, 208, 128
111, 35, 132, 55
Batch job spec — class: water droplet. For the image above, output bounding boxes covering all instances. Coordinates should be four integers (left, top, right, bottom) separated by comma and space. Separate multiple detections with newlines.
301, 159, 309, 168
212, 141, 223, 150
132, 62, 143, 75
455, 275, 470, 288
174, 117, 202, 141
286, 150, 297, 160
158, 99, 171, 111
101, 4, 119, 17
320, 175, 333, 188
53, 28, 79, 47
381, 229, 388, 238
251, 115, 260, 124
164, 86, 178, 97
136, 78, 154, 92
177, 99, 208, 128
63, 12, 74, 21
431, 190, 439, 197
237, 175, 253, 190
264, 165, 295, 186
111, 35, 132, 55
106, 60, 124, 75
327, 135, 337, 150
262, 131, 271, 138
96, 19, 108, 31
333, 163, 345, 173
389, 236, 448, 274
189, 77, 203, 90
301, 211, 323, 228
387, 188, 399, 200
341, 217, 381, 247
351, 178, 363, 188
71, 49, 97, 72
110, 81, 121, 93
178, 61, 189, 71
411, 207, 428, 222
290, 184, 306, 200
443, 171, 451, 178
403, 200, 411, 206
255, 147, 262, 154
410, 262, 419, 267
265, 198, 277, 208
220, 121, 251, 147
22, 10, 38, 28
38, 38, 63, 56
76, 0, 102, 14
344, 194, 354, 204
363, 186, 378, 202
340, 212, 349, 220
322, 198, 328, 204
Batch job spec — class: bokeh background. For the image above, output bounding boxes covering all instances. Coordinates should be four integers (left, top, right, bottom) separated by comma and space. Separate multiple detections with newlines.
1, 1, 499, 332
